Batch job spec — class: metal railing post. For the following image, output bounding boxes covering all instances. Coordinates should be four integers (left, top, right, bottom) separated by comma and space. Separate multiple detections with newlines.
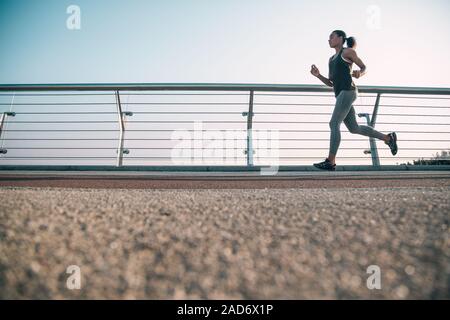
0, 112, 6, 154
370, 93, 382, 166
358, 113, 380, 166
358, 93, 381, 166
115, 90, 128, 167
244, 90, 254, 166
0, 92, 16, 155
0, 112, 16, 155
370, 93, 381, 127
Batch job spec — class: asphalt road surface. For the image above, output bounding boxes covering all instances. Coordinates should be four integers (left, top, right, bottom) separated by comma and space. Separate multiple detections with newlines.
1, 175, 449, 299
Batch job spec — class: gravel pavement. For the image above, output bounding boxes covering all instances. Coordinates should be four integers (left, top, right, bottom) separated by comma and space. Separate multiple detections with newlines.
0, 185, 449, 299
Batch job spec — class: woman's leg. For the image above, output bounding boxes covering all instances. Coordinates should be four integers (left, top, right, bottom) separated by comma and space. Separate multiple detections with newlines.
343, 106, 389, 142
327, 90, 358, 164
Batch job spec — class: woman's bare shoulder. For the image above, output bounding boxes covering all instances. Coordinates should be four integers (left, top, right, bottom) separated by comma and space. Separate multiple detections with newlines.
342, 48, 357, 58
343, 48, 356, 54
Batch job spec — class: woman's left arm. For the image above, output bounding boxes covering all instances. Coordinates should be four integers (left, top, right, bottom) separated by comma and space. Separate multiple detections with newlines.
344, 49, 367, 78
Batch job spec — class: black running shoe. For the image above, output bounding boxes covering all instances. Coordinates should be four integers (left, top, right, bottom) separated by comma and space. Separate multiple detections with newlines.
313, 158, 336, 171
387, 132, 398, 155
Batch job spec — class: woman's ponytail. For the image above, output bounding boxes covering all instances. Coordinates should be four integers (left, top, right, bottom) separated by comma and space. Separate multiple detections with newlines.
346, 36, 356, 49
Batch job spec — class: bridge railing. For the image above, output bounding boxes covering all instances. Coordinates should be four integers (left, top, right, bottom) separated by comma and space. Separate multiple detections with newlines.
0, 83, 449, 169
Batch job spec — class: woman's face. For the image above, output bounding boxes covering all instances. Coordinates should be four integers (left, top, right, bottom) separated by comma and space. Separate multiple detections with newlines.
328, 32, 342, 48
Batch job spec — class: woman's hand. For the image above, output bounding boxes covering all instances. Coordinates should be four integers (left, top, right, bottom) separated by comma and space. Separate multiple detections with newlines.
310, 64, 320, 77
352, 70, 362, 78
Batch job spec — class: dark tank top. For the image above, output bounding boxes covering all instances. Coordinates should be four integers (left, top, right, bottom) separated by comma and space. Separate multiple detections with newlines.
328, 48, 356, 97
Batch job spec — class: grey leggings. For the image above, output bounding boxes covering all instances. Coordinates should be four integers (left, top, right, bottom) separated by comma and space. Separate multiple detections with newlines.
329, 89, 385, 155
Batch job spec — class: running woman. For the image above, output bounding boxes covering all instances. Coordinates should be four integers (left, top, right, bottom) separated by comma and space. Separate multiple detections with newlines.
310, 30, 398, 171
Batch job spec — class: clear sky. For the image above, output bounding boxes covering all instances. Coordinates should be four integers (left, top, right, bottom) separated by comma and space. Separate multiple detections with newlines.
1, 0, 449, 87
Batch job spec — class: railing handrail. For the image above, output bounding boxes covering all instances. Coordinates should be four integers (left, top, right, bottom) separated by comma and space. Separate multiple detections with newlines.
1, 83, 450, 95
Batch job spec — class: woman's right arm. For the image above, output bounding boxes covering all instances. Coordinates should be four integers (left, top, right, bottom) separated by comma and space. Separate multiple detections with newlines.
317, 73, 333, 87
310, 64, 333, 87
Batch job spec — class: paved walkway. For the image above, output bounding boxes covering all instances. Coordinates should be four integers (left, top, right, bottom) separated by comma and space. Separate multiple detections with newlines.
0, 171, 448, 299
